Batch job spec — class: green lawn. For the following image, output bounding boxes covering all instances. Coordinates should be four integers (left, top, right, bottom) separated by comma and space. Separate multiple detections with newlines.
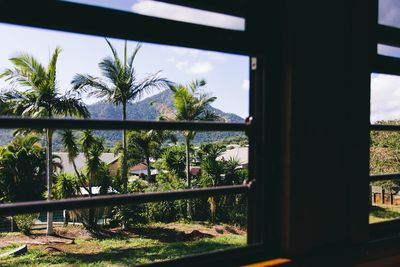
369, 205, 400, 223
0, 223, 246, 267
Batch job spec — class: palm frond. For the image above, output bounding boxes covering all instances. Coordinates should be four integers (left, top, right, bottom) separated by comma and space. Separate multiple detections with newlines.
129, 73, 170, 103
52, 96, 90, 118
47, 47, 62, 88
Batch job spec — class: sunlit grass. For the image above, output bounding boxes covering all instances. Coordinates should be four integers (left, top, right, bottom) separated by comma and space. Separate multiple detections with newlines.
369, 204, 400, 223
0, 223, 246, 267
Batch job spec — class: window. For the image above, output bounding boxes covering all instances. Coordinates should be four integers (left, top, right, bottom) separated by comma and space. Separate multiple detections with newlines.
370, 0, 400, 237
0, 0, 275, 265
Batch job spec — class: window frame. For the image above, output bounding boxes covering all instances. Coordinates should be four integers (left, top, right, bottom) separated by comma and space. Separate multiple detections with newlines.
369, 0, 400, 239
0, 0, 279, 265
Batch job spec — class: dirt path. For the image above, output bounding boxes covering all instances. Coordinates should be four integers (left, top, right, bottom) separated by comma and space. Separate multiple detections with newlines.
0, 223, 245, 247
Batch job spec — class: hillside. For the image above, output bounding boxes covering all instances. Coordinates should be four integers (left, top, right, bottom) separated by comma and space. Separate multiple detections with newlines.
0, 90, 245, 148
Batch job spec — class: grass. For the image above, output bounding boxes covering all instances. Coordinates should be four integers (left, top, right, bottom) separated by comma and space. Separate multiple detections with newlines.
0, 243, 21, 255
0, 223, 246, 267
369, 205, 400, 223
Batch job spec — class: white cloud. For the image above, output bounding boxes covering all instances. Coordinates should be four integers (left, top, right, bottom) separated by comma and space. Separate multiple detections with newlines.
188, 61, 213, 74
379, 0, 400, 27
131, 0, 245, 31
175, 61, 189, 70
371, 74, 400, 122
242, 79, 249, 90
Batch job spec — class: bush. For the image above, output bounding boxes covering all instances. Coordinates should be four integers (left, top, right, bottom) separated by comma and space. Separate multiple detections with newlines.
13, 213, 38, 235
144, 174, 186, 222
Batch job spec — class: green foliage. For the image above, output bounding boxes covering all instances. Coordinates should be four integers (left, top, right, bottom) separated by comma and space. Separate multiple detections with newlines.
145, 175, 186, 222
0, 135, 46, 202
53, 172, 77, 199
13, 214, 38, 235
370, 121, 400, 190
158, 145, 186, 180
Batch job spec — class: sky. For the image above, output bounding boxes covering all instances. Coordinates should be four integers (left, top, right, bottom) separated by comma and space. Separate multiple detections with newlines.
0, 17, 249, 118
371, 0, 400, 123
63, 0, 245, 31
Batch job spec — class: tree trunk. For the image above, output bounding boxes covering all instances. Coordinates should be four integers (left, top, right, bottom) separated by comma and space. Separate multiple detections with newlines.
185, 137, 192, 219
88, 173, 95, 227
146, 154, 152, 182
46, 128, 54, 235
122, 103, 128, 194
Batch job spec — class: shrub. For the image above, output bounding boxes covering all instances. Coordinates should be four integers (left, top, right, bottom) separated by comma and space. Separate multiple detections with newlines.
13, 213, 38, 235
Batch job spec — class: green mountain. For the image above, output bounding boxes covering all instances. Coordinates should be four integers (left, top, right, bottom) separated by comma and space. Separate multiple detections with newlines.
0, 90, 245, 149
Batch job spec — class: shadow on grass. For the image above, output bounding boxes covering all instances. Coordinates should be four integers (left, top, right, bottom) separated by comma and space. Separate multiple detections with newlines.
5, 239, 242, 266
81, 226, 213, 243
370, 205, 400, 219
64, 241, 236, 265
130, 227, 213, 243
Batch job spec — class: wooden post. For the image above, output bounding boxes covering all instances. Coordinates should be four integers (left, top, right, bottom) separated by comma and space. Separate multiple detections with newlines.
382, 188, 385, 204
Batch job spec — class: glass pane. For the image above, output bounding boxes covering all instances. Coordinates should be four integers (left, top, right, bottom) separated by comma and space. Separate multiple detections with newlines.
378, 44, 400, 59
370, 73, 400, 124
0, 23, 249, 122
370, 180, 400, 223
379, 0, 400, 28
62, 0, 245, 31
370, 130, 400, 175
0, 129, 248, 264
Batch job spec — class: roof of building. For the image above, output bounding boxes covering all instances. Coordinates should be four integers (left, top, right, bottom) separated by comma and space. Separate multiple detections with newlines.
54, 152, 119, 174
217, 147, 248, 165
130, 163, 148, 171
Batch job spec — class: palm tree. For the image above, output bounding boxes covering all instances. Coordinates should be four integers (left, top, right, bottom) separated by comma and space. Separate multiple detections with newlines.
156, 79, 220, 218
72, 39, 170, 194
127, 130, 176, 181
0, 47, 90, 235
61, 129, 108, 228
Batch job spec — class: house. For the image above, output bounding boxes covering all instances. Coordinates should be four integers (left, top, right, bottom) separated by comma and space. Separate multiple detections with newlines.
54, 152, 119, 177
129, 163, 158, 178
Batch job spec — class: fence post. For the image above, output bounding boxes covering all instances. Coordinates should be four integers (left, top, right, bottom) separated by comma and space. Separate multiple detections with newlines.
382, 188, 385, 204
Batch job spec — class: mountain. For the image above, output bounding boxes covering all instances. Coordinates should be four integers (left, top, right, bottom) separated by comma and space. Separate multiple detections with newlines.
0, 90, 245, 148
87, 90, 245, 147
88, 89, 244, 123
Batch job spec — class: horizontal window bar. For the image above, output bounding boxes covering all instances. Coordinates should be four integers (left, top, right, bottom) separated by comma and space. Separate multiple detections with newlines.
372, 55, 400, 76
369, 173, 400, 182
0, 117, 249, 132
157, 0, 246, 18
0, 0, 251, 55
370, 217, 400, 239
377, 25, 400, 48
370, 124, 400, 131
0, 184, 251, 216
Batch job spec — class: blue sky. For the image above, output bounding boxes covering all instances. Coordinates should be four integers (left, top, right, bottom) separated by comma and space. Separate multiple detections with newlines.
63, 0, 245, 31
0, 22, 249, 118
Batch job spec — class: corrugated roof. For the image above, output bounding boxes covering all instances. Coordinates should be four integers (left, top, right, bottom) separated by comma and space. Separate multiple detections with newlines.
217, 147, 248, 165
54, 152, 119, 174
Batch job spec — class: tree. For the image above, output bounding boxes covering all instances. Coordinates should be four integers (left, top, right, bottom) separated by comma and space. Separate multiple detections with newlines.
159, 145, 186, 180
60, 129, 111, 228
156, 79, 220, 218
0, 135, 46, 203
127, 130, 175, 181
72, 39, 170, 194
0, 47, 90, 234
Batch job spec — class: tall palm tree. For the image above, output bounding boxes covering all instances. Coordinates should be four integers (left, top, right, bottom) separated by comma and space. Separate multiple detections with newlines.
156, 79, 220, 218
127, 130, 176, 181
0, 47, 90, 235
72, 39, 170, 194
